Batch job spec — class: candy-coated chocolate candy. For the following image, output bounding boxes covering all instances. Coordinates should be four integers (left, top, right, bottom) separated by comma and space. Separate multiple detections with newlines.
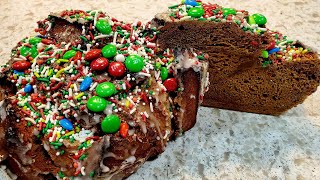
13, 70, 24, 75
125, 55, 145, 73
222, 8, 237, 15
188, 7, 205, 18
108, 62, 126, 77
115, 54, 125, 62
80, 76, 93, 92
185, 0, 198, 6
85, 49, 102, 61
96, 82, 116, 98
87, 96, 107, 112
63, 50, 77, 59
267, 41, 276, 50
101, 114, 121, 133
74, 51, 82, 61
96, 19, 112, 35
261, 50, 269, 58
120, 123, 129, 138
24, 84, 33, 93
102, 44, 117, 58
268, 47, 280, 54
12, 60, 31, 71
163, 78, 178, 92
30, 46, 38, 58
91, 57, 109, 71
160, 67, 169, 81
29, 37, 42, 45
20, 46, 31, 57
59, 118, 74, 130
252, 13, 267, 26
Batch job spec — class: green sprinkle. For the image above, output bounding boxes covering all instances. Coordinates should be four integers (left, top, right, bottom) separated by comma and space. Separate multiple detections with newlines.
37, 77, 50, 82
50, 142, 63, 147
58, 171, 65, 178
79, 154, 87, 161
168, 4, 179, 9
80, 36, 88, 42
60, 150, 65, 155
89, 171, 95, 178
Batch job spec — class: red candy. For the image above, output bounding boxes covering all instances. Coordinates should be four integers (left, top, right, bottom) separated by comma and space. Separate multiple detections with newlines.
90, 57, 109, 71
12, 60, 31, 71
267, 41, 276, 50
74, 51, 82, 61
120, 123, 129, 138
85, 49, 101, 61
108, 62, 126, 77
163, 78, 178, 92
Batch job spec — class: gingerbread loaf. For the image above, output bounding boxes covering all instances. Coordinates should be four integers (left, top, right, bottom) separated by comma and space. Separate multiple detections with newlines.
0, 10, 208, 179
153, 1, 320, 115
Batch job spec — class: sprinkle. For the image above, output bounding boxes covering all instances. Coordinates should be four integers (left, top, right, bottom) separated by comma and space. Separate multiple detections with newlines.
25, 117, 36, 124
55, 68, 65, 78
149, 102, 154, 112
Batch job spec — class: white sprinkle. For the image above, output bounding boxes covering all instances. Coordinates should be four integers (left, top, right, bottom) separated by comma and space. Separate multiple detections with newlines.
113, 32, 118, 44
37, 104, 46, 109
94, 34, 109, 39
149, 103, 154, 112
25, 118, 36, 124
50, 77, 61, 81
143, 111, 149, 118
63, 109, 70, 115
52, 92, 60, 98
73, 83, 78, 92
89, 82, 98, 91
138, 72, 151, 77
68, 88, 73, 97
129, 107, 136, 114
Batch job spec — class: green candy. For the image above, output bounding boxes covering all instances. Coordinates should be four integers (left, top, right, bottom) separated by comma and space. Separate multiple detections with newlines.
96, 82, 116, 98
101, 114, 121, 133
86, 96, 107, 112
102, 44, 117, 58
187, 7, 205, 18
252, 13, 267, 26
96, 19, 112, 35
261, 50, 269, 58
63, 50, 77, 59
160, 67, 169, 81
248, 15, 256, 25
222, 8, 237, 15
29, 37, 42, 45
30, 46, 38, 58
125, 54, 145, 72
20, 46, 38, 58
20, 46, 31, 57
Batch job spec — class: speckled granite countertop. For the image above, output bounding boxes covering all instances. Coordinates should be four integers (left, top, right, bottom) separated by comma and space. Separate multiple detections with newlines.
1, 0, 320, 179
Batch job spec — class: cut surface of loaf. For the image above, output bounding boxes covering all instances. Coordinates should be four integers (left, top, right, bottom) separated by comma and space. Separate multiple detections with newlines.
0, 10, 208, 179
154, 1, 320, 115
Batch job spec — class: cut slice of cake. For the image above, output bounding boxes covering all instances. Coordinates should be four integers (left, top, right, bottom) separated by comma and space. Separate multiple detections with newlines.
153, 1, 320, 115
